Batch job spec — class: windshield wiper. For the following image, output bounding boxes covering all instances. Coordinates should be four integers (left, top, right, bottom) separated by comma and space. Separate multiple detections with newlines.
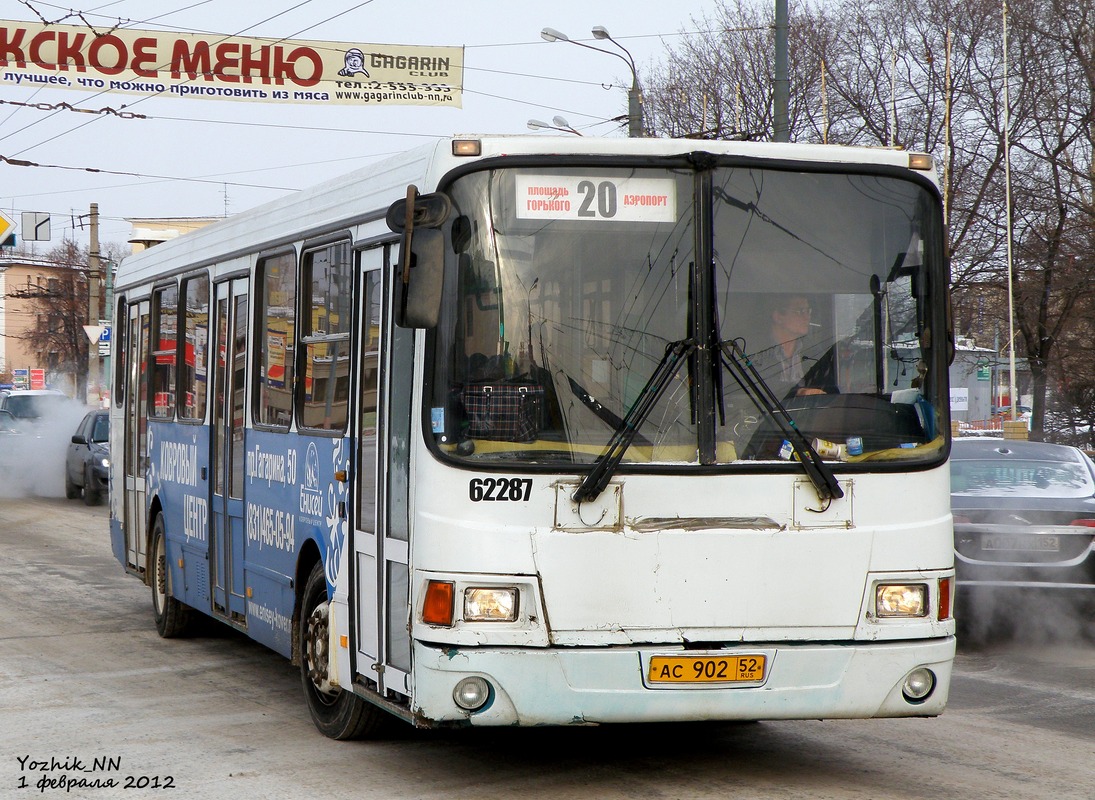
567, 376, 653, 448
572, 339, 695, 504
719, 338, 844, 504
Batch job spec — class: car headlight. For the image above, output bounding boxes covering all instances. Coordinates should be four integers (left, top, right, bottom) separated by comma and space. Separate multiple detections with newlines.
99, 457, 110, 468
875, 583, 928, 618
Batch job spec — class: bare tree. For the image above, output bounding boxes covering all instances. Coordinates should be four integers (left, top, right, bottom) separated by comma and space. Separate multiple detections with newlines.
645, 0, 1095, 440
8, 240, 91, 395
644, 0, 779, 139
976, 0, 1095, 438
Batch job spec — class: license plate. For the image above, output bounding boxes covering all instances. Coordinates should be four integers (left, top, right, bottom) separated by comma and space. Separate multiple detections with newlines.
647, 654, 766, 685
982, 534, 1060, 552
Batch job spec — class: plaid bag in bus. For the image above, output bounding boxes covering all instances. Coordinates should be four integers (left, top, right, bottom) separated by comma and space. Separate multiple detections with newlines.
461, 381, 545, 442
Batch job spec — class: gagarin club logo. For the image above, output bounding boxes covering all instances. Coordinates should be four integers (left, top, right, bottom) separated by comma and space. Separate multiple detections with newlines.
338, 48, 370, 78
335, 44, 455, 79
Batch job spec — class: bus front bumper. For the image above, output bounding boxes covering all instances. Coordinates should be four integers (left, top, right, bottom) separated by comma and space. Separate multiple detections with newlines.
410, 637, 955, 726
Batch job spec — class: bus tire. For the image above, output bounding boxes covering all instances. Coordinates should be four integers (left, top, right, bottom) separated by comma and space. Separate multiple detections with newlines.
151, 515, 192, 638
300, 561, 387, 740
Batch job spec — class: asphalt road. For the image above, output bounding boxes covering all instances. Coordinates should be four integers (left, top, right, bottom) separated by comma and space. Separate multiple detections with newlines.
2, 495, 1094, 800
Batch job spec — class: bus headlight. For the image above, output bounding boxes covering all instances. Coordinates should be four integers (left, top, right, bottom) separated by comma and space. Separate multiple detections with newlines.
875, 583, 927, 618
464, 587, 517, 622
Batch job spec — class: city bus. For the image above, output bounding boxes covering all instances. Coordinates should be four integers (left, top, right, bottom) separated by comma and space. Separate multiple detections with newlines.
109, 135, 956, 739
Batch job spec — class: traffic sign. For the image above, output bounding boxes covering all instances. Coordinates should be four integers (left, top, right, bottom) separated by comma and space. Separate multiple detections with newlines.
21, 212, 50, 242
0, 210, 15, 243
98, 322, 111, 356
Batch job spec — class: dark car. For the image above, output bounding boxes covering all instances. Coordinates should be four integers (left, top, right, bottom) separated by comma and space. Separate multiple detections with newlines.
65, 409, 110, 505
951, 438, 1095, 638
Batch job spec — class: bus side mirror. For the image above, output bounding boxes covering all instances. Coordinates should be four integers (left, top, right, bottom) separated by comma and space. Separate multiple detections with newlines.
397, 228, 444, 329
387, 186, 451, 329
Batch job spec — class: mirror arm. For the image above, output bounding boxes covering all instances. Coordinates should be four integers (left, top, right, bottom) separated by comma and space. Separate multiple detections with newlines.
400, 184, 417, 288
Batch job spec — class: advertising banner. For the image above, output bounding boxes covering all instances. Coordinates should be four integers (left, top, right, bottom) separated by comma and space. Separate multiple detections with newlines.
0, 19, 463, 107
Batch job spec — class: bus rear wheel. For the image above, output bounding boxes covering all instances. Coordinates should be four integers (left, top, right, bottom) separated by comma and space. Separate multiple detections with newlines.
300, 561, 387, 740
150, 515, 192, 638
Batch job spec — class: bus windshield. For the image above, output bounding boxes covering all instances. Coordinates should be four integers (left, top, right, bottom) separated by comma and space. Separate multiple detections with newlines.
428, 162, 945, 468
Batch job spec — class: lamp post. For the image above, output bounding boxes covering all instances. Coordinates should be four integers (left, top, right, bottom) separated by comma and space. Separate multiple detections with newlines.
541, 26, 644, 137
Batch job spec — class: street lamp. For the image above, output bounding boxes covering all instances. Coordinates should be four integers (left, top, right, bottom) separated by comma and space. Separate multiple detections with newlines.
541, 25, 644, 138
591, 27, 643, 139
527, 115, 583, 135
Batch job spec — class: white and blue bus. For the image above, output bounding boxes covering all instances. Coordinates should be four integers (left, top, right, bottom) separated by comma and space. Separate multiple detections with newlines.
109, 135, 956, 739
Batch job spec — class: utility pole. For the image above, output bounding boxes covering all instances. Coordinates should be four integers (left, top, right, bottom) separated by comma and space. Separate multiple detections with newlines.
773, 0, 790, 142
87, 202, 101, 406
1002, 0, 1017, 421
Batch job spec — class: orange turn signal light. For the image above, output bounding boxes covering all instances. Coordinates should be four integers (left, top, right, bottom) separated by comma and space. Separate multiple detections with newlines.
422, 580, 455, 626
938, 576, 954, 621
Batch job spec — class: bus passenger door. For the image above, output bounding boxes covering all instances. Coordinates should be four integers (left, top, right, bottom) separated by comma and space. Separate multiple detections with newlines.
210, 278, 249, 623
123, 301, 150, 572
352, 246, 412, 700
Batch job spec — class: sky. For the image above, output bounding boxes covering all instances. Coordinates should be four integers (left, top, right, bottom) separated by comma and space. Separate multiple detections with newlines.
0, 0, 723, 253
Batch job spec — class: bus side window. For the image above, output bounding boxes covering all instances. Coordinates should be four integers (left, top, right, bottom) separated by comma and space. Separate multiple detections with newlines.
255, 252, 297, 430
150, 284, 178, 420
179, 275, 210, 422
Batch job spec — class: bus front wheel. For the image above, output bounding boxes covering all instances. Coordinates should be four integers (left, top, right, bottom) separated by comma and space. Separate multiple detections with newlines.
150, 515, 192, 638
300, 561, 387, 740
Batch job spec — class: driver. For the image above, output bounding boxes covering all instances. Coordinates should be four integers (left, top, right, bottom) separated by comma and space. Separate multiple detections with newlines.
750, 294, 827, 399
